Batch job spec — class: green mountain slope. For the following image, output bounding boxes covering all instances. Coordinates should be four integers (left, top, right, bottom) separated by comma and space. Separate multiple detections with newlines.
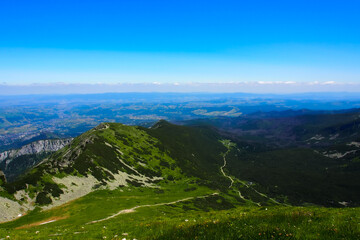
1, 123, 186, 216
144, 120, 229, 189
0, 120, 359, 239
0, 121, 288, 223
181, 110, 360, 207
1, 119, 359, 220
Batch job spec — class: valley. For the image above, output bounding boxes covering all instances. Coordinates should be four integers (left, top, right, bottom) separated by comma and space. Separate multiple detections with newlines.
2, 93, 360, 152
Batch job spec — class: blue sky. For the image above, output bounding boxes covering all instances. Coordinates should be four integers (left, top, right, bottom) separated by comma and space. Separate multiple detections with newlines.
0, 0, 360, 93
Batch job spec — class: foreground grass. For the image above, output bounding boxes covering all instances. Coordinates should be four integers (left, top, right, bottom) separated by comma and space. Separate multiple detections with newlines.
155, 207, 360, 240
0, 184, 359, 239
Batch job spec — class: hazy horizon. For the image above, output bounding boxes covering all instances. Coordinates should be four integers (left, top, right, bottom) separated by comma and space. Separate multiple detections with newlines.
2, 82, 360, 95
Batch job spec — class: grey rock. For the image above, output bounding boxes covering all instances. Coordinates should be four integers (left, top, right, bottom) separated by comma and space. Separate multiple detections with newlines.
0, 138, 73, 164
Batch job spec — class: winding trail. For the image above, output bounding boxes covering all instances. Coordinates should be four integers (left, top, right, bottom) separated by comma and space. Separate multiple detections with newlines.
220, 149, 234, 188
89, 139, 284, 226
219, 140, 282, 206
220, 144, 247, 202
87, 192, 219, 224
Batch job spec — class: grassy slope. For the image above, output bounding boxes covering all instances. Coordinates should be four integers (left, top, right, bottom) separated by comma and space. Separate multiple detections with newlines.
0, 152, 52, 182
143, 121, 230, 190
2, 120, 357, 207
183, 114, 360, 207
225, 146, 360, 207
0, 121, 359, 239
0, 184, 358, 239
1, 122, 186, 204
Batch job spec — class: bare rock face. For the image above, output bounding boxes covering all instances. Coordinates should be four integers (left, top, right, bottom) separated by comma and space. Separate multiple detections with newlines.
0, 138, 73, 164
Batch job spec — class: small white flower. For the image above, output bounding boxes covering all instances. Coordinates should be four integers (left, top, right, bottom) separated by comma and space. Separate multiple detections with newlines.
185, 219, 188, 222
35, 231, 40, 234
122, 233, 128, 236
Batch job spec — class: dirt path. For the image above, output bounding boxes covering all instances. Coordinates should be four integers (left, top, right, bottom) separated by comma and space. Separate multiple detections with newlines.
220, 149, 234, 188
16, 216, 68, 229
87, 192, 219, 224
220, 140, 283, 206
220, 147, 247, 201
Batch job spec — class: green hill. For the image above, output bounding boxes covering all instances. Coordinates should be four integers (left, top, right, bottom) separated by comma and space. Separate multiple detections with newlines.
0, 120, 359, 239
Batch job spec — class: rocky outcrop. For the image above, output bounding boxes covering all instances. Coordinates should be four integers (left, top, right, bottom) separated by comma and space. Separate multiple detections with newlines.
0, 138, 73, 164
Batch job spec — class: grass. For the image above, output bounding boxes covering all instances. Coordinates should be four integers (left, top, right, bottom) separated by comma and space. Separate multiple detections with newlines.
154, 206, 360, 240
0, 181, 214, 237
0, 182, 359, 239
1, 204, 359, 239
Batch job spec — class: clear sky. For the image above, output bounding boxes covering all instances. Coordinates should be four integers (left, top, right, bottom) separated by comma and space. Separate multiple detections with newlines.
0, 0, 360, 93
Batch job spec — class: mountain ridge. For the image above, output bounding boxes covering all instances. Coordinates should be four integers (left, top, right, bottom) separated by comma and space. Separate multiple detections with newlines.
1, 115, 359, 224
0, 121, 276, 222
